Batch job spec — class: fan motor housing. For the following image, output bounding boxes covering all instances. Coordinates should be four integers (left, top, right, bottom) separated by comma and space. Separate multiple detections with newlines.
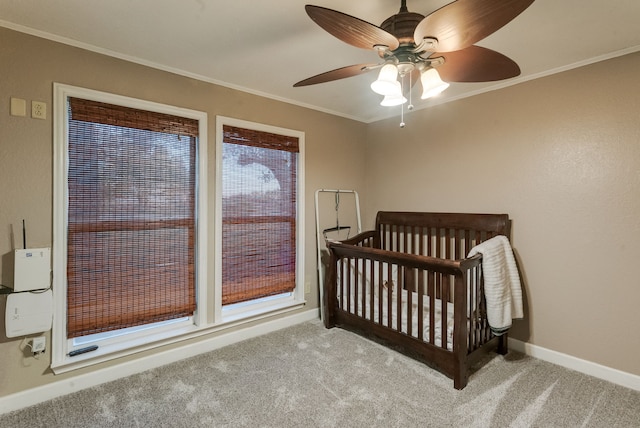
381, 12, 425, 44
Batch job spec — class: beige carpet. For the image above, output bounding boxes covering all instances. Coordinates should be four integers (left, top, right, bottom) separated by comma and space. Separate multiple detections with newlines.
1, 320, 638, 427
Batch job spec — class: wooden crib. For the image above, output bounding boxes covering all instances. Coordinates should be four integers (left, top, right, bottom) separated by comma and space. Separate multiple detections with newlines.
323, 211, 512, 389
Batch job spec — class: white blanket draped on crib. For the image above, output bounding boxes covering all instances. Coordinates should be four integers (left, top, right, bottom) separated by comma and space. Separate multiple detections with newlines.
467, 235, 523, 335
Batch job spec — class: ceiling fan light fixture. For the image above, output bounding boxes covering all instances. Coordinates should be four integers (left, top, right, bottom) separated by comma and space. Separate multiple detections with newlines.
380, 89, 407, 107
379, 81, 405, 106
370, 64, 399, 95
298, 1, 535, 121
420, 68, 449, 99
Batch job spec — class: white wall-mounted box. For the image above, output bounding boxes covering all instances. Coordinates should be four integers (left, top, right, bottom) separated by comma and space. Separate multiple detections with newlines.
5, 289, 53, 338
9, 248, 51, 292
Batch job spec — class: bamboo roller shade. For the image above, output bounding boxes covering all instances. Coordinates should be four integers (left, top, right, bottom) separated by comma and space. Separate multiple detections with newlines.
66, 97, 197, 338
221, 125, 298, 305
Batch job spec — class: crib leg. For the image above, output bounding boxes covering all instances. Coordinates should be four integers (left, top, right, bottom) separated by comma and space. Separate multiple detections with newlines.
323, 253, 338, 329
454, 368, 468, 390
322, 293, 335, 328
498, 333, 509, 355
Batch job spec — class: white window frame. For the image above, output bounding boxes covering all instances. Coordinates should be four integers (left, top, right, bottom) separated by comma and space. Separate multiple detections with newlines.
51, 84, 208, 372
214, 116, 305, 324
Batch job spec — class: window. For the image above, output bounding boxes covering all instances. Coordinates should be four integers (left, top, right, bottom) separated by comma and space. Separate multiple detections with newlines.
52, 84, 207, 371
215, 117, 304, 321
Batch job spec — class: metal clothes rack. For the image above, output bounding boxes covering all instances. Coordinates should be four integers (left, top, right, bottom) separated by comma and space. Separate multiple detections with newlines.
314, 189, 361, 321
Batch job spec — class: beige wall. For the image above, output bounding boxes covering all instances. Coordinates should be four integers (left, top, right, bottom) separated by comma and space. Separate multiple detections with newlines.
0, 27, 367, 396
1, 25, 638, 399
364, 52, 640, 376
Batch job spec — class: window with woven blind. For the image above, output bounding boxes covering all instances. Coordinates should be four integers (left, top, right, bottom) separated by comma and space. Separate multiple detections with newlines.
66, 97, 198, 338
220, 123, 300, 306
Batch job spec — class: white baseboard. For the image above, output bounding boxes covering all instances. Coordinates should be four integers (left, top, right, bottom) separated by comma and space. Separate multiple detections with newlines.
509, 338, 640, 391
0, 309, 319, 415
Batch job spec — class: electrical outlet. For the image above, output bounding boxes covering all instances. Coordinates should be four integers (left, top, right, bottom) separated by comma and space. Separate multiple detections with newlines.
305, 280, 311, 294
31, 101, 47, 120
31, 336, 46, 355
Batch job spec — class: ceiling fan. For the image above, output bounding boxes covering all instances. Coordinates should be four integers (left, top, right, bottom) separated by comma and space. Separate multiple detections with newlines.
294, 0, 534, 114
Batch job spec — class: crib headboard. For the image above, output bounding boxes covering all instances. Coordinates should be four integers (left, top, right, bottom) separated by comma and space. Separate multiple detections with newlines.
375, 211, 511, 260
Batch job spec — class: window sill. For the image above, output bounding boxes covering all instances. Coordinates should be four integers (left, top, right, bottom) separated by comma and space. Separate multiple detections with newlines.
52, 298, 307, 374
221, 293, 304, 324
51, 318, 199, 374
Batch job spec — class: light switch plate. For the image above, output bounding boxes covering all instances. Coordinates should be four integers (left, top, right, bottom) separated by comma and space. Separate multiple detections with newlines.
10, 97, 27, 117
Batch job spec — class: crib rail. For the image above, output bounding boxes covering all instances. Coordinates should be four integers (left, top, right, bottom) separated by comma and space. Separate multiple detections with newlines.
330, 230, 377, 248
376, 211, 510, 260
324, 242, 491, 352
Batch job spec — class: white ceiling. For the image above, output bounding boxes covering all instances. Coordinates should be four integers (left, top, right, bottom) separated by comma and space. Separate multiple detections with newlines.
1, 0, 639, 123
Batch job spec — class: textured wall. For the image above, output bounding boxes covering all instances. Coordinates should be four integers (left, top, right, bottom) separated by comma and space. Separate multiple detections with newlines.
364, 52, 640, 376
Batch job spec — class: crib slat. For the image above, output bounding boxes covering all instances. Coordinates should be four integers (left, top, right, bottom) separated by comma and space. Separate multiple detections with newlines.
381, 223, 387, 251
435, 229, 442, 300
468, 271, 475, 350
476, 265, 482, 349
369, 258, 374, 320
339, 260, 344, 310
464, 229, 471, 258
396, 265, 403, 332
474, 266, 481, 347
427, 227, 433, 298
469, 265, 480, 350
355, 258, 360, 316
478, 271, 489, 343
479, 266, 485, 347
405, 225, 410, 254
387, 263, 393, 329
442, 274, 450, 349
346, 258, 352, 313
417, 269, 424, 341
475, 265, 483, 349
453, 228, 458, 259
429, 271, 436, 345
480, 276, 491, 342
378, 260, 383, 325
406, 267, 414, 337
365, 258, 370, 319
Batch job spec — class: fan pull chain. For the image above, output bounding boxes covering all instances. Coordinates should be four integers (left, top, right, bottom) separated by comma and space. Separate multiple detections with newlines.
400, 74, 405, 128
408, 72, 414, 111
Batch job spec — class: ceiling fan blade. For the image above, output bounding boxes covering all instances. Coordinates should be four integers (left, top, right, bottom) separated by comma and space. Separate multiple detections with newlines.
414, 0, 534, 52
433, 46, 520, 82
293, 64, 378, 87
305, 5, 400, 51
